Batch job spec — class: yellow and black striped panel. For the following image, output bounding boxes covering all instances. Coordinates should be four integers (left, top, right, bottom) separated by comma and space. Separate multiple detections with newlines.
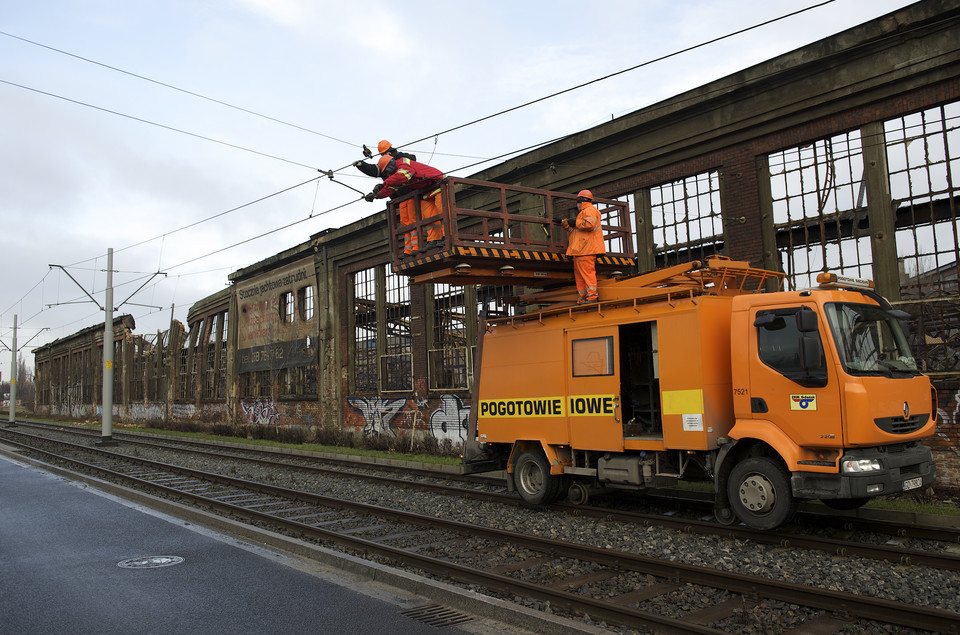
395, 247, 635, 272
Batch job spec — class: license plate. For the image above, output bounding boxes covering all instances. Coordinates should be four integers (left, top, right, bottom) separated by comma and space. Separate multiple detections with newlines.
903, 477, 922, 491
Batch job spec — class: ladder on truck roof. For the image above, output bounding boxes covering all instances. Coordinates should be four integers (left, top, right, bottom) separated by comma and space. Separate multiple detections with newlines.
385, 177, 636, 285
502, 257, 786, 321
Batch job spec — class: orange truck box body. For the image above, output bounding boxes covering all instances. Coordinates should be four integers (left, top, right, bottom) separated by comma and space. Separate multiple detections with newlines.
477, 295, 737, 454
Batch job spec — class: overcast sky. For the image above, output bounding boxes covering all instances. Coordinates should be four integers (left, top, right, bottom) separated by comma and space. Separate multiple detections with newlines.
1, 0, 918, 371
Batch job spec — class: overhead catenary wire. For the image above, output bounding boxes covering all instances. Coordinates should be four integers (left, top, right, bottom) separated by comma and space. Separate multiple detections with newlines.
17, 190, 362, 329
0, 78, 319, 170
397, 0, 839, 151
2, 0, 843, 182
60, 107, 954, 320
1, 5, 919, 295
0, 29, 358, 150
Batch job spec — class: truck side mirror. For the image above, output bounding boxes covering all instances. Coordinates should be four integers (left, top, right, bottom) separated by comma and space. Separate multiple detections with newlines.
796, 308, 818, 333
798, 334, 823, 371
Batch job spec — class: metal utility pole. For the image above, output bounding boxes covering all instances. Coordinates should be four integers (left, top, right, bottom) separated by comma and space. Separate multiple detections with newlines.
49, 248, 165, 447
6, 315, 16, 427
3, 316, 46, 428
98, 248, 117, 446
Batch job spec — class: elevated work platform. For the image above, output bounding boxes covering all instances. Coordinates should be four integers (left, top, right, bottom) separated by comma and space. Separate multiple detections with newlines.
511, 257, 786, 316
386, 178, 636, 286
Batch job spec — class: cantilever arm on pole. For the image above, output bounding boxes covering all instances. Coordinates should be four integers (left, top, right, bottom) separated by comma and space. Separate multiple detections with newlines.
116, 272, 166, 311
319, 169, 368, 196
49, 264, 103, 310
16, 328, 48, 351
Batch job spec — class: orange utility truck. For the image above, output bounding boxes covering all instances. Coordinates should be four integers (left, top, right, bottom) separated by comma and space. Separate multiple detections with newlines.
462, 257, 937, 530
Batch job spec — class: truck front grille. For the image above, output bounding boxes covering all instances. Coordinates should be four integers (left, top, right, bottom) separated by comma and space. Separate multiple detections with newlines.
874, 413, 929, 434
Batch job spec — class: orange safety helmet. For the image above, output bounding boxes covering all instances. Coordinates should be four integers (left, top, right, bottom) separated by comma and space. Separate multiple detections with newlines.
577, 189, 593, 201
377, 154, 394, 175
377, 140, 393, 155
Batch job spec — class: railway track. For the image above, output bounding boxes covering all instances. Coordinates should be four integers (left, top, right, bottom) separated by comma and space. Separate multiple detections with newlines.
2, 425, 959, 633
10, 420, 960, 570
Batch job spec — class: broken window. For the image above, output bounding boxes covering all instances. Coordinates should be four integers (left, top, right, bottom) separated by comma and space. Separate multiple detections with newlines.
769, 131, 870, 290
352, 266, 379, 393
888, 101, 960, 381
650, 171, 724, 267
382, 268, 412, 392
430, 283, 469, 391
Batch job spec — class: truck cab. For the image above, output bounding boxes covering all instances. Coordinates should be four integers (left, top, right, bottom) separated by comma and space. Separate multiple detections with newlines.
718, 274, 936, 527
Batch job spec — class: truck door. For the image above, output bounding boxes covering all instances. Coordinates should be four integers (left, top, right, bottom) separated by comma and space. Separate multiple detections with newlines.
748, 305, 843, 451
565, 327, 623, 451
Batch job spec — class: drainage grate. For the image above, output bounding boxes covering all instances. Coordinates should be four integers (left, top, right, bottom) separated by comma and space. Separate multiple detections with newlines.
400, 604, 474, 628
117, 555, 185, 569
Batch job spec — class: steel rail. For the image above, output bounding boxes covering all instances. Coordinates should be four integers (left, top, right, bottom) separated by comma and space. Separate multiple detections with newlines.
9, 422, 960, 570
3, 430, 959, 633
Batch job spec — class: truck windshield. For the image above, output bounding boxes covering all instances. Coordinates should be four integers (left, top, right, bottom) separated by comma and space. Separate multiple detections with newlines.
824, 302, 920, 376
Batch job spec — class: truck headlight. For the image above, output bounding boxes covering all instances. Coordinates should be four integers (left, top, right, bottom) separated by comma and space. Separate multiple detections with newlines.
842, 458, 882, 473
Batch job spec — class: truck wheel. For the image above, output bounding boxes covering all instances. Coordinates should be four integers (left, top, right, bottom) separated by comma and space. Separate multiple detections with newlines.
727, 457, 796, 530
515, 450, 562, 506
567, 481, 590, 505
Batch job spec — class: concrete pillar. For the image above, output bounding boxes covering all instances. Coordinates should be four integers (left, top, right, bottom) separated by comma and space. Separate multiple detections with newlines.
862, 121, 901, 301
632, 189, 655, 272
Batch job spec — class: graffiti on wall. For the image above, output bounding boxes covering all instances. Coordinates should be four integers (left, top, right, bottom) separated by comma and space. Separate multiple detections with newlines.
429, 394, 470, 443
937, 388, 960, 451
347, 396, 405, 437
171, 403, 197, 421
50, 381, 82, 411
240, 399, 279, 425
129, 403, 166, 421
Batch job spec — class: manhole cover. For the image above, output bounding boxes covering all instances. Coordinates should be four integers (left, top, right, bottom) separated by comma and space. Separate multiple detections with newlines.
117, 556, 184, 569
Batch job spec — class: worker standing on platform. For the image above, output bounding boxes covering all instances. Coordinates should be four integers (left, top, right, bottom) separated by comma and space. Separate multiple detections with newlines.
562, 189, 605, 304
365, 154, 445, 253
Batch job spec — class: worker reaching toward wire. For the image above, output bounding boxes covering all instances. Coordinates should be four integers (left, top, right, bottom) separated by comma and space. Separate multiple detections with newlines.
561, 189, 606, 304
353, 139, 416, 178
364, 153, 446, 255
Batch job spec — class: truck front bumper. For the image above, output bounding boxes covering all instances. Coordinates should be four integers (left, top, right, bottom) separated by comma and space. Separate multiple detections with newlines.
791, 443, 936, 500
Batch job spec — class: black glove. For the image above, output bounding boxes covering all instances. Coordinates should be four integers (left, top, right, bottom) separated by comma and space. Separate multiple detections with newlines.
364, 192, 376, 202
372, 183, 383, 195
354, 161, 379, 178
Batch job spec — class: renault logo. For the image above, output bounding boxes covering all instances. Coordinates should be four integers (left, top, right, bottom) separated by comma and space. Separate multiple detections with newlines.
903, 401, 910, 419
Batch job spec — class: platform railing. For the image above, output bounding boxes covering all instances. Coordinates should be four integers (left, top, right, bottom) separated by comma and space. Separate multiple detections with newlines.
386, 177, 635, 266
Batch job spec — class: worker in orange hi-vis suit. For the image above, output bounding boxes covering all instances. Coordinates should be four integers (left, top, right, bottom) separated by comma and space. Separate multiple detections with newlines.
419, 183, 445, 244
562, 189, 606, 304
381, 140, 445, 246
354, 141, 422, 254
366, 154, 446, 253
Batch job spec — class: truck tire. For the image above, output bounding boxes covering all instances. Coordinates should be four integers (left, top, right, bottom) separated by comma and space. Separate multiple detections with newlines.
727, 457, 796, 530
514, 450, 563, 506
